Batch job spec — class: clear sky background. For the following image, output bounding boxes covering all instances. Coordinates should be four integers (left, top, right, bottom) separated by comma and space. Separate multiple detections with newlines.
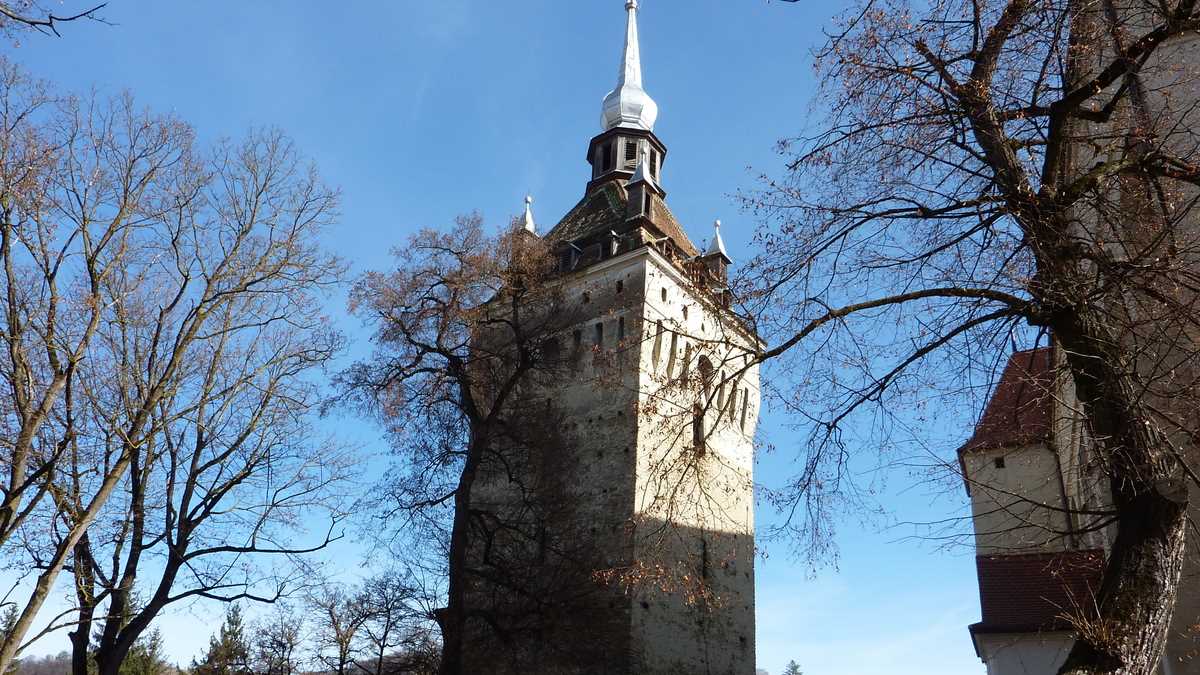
7, 2, 988, 673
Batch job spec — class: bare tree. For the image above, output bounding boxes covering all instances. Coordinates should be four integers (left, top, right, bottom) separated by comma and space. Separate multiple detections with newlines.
355, 571, 436, 675
340, 217, 601, 674
745, 1, 1200, 673
0, 58, 196, 672
309, 584, 366, 675
0, 57, 348, 674
61, 127, 349, 675
252, 604, 305, 675
0, 2, 107, 39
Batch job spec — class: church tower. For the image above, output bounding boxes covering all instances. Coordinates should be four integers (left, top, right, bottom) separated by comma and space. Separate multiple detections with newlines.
460, 3, 760, 673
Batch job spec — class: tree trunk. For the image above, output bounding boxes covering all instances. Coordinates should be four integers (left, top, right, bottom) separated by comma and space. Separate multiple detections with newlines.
1058, 488, 1187, 674
69, 534, 96, 675
0, 451, 132, 675
1053, 316, 1190, 675
437, 430, 486, 675
93, 553, 182, 675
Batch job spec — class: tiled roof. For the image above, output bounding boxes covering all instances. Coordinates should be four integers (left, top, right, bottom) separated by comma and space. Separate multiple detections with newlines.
545, 182, 627, 245
971, 550, 1105, 634
545, 180, 699, 258
648, 194, 699, 258
961, 347, 1055, 454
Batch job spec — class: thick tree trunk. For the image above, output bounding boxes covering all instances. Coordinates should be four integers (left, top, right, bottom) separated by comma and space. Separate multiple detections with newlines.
1059, 488, 1187, 674
437, 431, 485, 675
69, 534, 96, 675
93, 554, 182, 675
1053, 317, 1191, 675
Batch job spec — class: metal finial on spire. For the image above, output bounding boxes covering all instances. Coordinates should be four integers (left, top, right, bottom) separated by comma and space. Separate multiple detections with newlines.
601, 0, 659, 131
706, 219, 730, 262
522, 195, 537, 234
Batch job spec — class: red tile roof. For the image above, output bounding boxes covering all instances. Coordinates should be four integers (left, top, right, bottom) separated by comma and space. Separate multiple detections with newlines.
961, 348, 1055, 455
971, 549, 1105, 634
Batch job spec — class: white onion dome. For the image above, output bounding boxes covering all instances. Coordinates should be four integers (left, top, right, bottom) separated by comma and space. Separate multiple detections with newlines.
601, 0, 659, 131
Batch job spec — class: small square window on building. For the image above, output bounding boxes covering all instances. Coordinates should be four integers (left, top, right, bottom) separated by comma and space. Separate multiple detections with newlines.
994, 456, 1006, 469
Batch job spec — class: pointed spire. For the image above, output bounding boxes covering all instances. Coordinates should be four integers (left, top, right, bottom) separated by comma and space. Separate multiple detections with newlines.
706, 219, 731, 262
522, 195, 537, 234
601, 0, 659, 131
618, 0, 643, 90
628, 147, 659, 191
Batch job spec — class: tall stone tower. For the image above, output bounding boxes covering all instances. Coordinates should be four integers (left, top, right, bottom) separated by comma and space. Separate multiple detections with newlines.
460, 2, 760, 674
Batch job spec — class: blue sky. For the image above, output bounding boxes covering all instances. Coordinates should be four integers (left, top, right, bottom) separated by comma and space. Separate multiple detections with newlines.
8, 2, 986, 673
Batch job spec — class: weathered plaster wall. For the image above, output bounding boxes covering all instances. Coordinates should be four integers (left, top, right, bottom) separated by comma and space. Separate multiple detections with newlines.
966, 443, 1073, 554
977, 633, 1073, 675
462, 246, 760, 674
629, 251, 759, 675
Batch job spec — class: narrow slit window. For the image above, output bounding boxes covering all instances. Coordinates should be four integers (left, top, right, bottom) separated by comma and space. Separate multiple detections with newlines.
618, 317, 626, 342
667, 333, 679, 378
643, 191, 652, 215
616, 280, 624, 294
573, 329, 582, 349
602, 142, 614, 172
595, 322, 604, 346
683, 305, 689, 322
625, 141, 638, 169
650, 150, 659, 179
697, 356, 714, 397
652, 321, 664, 368
661, 288, 667, 302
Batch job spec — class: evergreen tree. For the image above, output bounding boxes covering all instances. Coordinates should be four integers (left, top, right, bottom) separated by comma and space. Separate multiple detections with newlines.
0, 609, 17, 675
782, 661, 803, 675
119, 629, 168, 675
190, 606, 251, 675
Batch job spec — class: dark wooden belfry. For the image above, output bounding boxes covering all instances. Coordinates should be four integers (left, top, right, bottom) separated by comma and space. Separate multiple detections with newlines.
586, 126, 667, 194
